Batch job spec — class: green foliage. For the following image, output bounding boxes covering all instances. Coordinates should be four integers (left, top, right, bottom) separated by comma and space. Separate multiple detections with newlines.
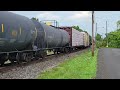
31, 17, 39, 21
95, 33, 103, 48
95, 33, 102, 41
72, 26, 83, 32
95, 20, 120, 48
96, 41, 102, 48
117, 20, 120, 29
83, 30, 87, 33
101, 39, 107, 47
100, 27, 120, 48
116, 29, 120, 32
107, 30, 120, 48
37, 49, 98, 79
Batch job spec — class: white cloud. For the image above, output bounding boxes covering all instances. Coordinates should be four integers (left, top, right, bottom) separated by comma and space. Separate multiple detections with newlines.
36, 11, 92, 34
36, 12, 61, 21
35, 11, 91, 23
9, 11, 92, 34
64, 11, 91, 22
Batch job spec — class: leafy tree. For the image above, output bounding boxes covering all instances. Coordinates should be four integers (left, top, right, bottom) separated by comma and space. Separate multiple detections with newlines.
31, 17, 39, 21
117, 29, 120, 32
107, 31, 120, 48
72, 26, 83, 32
117, 20, 120, 29
95, 33, 102, 41
100, 28, 120, 48
95, 33, 103, 48
83, 30, 88, 33
102, 39, 107, 47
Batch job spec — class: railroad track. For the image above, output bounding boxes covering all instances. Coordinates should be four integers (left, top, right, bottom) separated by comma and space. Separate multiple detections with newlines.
0, 47, 89, 73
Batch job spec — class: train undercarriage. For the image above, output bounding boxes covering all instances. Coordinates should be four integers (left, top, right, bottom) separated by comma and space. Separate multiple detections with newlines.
0, 45, 89, 66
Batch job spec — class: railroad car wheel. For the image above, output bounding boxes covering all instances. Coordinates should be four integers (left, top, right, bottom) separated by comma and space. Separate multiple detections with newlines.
40, 51, 47, 59
0, 55, 7, 66
16, 53, 21, 64
9, 54, 17, 64
0, 60, 5, 66
69, 48, 72, 53
29, 52, 34, 61
54, 51, 58, 54
64, 48, 69, 53
53, 49, 58, 54
27, 53, 33, 61
0, 61, 5, 66
34, 51, 41, 60
21, 53, 32, 62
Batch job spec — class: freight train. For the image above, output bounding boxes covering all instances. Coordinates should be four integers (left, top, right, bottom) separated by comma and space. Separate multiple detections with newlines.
0, 11, 90, 66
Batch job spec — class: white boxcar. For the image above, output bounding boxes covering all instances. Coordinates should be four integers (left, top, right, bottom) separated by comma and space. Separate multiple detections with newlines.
59, 27, 89, 47
81, 32, 89, 47
72, 28, 84, 47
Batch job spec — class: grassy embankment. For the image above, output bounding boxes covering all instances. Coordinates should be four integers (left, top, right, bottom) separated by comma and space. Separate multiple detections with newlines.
37, 48, 98, 79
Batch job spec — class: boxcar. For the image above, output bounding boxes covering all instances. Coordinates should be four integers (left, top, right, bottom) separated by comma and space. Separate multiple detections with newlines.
59, 27, 90, 48
59, 27, 84, 47
81, 32, 90, 47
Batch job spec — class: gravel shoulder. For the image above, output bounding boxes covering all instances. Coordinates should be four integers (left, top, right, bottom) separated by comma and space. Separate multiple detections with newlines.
0, 48, 88, 79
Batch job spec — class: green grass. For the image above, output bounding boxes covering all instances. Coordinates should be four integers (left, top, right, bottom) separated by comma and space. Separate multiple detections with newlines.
37, 49, 98, 79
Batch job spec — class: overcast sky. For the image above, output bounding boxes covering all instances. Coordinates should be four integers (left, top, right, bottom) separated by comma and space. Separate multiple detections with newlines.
10, 11, 120, 36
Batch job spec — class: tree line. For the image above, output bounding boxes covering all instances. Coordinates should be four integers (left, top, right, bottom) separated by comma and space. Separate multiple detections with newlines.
96, 20, 120, 48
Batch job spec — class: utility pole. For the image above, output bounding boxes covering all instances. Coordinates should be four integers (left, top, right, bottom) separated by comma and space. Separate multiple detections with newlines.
96, 23, 97, 36
92, 11, 94, 56
117, 23, 118, 30
106, 21, 108, 47
95, 23, 97, 42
